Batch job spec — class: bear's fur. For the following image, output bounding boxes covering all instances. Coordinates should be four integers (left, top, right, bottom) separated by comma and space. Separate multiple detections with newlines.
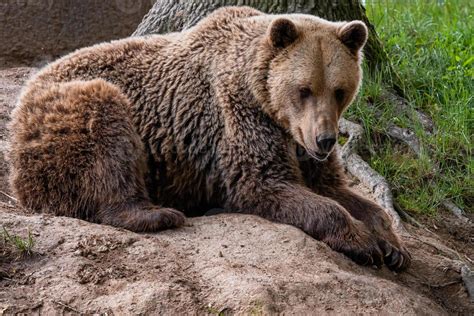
8, 7, 410, 270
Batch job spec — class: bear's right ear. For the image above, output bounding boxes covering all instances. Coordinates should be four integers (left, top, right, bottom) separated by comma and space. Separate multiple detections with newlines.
268, 18, 299, 49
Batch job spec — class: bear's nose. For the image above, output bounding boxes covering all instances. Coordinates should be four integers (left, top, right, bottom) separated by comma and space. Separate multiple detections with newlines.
316, 133, 336, 153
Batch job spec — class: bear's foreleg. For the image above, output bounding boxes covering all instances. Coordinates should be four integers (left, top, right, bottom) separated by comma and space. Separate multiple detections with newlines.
299, 153, 410, 271
317, 187, 411, 271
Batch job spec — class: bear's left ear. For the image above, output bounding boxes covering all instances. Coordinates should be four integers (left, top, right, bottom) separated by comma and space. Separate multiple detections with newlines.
269, 18, 299, 49
338, 21, 368, 54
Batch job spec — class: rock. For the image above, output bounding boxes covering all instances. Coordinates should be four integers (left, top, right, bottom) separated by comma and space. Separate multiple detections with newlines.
0, 1, 152, 66
0, 211, 447, 315
0, 67, 38, 202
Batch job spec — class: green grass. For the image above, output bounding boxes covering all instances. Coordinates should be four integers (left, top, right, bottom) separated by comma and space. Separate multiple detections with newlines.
347, 0, 473, 215
1, 226, 35, 257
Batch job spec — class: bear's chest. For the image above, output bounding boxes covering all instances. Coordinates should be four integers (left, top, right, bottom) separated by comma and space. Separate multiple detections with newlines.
138, 99, 226, 214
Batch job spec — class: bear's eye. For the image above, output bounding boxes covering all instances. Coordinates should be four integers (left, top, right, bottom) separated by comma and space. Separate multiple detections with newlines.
335, 89, 345, 103
299, 87, 312, 99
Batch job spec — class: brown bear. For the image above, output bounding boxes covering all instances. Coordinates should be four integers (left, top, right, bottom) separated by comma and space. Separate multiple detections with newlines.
8, 7, 410, 270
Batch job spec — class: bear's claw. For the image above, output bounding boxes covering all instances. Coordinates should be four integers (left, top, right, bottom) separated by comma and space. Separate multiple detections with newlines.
344, 243, 384, 268
379, 239, 411, 271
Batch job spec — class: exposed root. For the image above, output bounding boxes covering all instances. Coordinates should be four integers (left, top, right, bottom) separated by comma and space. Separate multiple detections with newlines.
394, 201, 423, 228
383, 123, 468, 222
378, 92, 468, 222
386, 125, 421, 155
0, 190, 17, 203
461, 266, 474, 301
421, 280, 461, 289
442, 200, 470, 223
338, 117, 473, 299
381, 90, 435, 134
342, 88, 469, 230
338, 118, 405, 233
52, 300, 81, 314
0, 200, 17, 210
404, 233, 464, 261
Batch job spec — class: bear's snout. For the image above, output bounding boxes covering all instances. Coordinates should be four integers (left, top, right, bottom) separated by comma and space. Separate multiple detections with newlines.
316, 132, 336, 154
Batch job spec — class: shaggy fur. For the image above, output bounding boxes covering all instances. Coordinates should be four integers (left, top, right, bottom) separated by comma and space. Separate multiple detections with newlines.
8, 7, 410, 270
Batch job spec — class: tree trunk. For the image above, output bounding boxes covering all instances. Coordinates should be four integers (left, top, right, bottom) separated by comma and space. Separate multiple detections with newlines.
133, 0, 387, 73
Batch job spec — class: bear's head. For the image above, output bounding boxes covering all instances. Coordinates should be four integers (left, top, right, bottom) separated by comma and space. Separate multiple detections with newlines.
253, 16, 368, 161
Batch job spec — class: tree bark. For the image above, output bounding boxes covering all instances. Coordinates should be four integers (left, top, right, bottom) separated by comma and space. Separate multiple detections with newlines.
133, 0, 386, 73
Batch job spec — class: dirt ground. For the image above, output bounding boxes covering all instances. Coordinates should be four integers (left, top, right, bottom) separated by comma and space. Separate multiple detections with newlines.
0, 67, 473, 314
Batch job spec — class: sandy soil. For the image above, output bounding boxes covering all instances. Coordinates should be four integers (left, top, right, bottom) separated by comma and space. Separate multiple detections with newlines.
0, 67, 473, 315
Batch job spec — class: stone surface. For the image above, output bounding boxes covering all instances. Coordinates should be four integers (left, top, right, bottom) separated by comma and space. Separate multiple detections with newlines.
0, 211, 449, 315
0, 0, 153, 66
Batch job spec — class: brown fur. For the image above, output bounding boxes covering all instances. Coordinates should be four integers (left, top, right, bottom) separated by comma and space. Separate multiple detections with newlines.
8, 7, 410, 270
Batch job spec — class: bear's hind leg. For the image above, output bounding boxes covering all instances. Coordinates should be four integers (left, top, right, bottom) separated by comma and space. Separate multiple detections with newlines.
98, 199, 185, 232
9, 79, 185, 232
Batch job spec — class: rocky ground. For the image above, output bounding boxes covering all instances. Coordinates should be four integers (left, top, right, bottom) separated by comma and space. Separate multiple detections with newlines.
0, 67, 473, 314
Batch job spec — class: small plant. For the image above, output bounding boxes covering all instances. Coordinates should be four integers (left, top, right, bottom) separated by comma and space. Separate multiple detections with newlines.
1, 226, 35, 257
205, 304, 232, 316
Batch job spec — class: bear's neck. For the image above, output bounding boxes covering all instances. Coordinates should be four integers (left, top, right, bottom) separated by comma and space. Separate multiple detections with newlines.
210, 24, 273, 112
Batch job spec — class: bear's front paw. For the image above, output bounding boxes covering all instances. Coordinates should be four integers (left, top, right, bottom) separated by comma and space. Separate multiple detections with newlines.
360, 208, 411, 271
324, 220, 384, 268
378, 239, 411, 272
369, 213, 411, 271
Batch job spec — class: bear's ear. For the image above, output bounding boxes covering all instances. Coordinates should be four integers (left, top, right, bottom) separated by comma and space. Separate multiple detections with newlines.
269, 18, 299, 49
338, 21, 368, 54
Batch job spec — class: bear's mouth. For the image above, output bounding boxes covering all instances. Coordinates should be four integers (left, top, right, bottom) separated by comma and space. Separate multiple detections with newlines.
302, 145, 330, 162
